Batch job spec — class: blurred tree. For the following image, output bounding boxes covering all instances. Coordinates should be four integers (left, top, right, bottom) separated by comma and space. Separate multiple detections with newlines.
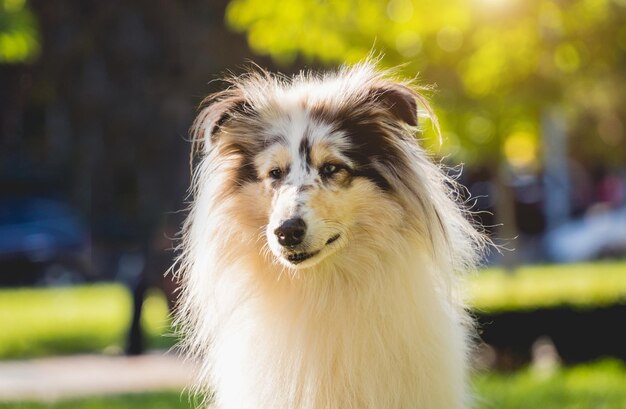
225, 0, 626, 167
226, 0, 626, 267
0, 0, 278, 352
0, 0, 39, 63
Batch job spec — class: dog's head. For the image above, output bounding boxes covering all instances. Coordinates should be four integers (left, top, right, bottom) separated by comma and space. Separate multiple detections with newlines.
192, 64, 441, 270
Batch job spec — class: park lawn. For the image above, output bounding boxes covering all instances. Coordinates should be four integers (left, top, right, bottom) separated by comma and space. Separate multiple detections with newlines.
473, 359, 626, 409
468, 261, 626, 312
0, 285, 173, 359
0, 260, 624, 359
0, 392, 194, 409
1, 360, 625, 409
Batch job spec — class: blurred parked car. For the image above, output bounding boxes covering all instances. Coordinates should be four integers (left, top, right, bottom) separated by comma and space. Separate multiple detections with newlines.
0, 198, 90, 286
546, 205, 626, 262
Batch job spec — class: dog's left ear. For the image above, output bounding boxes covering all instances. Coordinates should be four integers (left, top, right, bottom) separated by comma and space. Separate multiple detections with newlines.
191, 91, 249, 154
369, 83, 419, 126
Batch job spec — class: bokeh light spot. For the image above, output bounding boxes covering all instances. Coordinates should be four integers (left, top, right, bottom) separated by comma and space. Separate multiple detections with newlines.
554, 43, 580, 73
396, 31, 422, 57
437, 26, 464, 52
467, 115, 495, 144
3, 0, 26, 12
503, 131, 537, 168
387, 0, 414, 23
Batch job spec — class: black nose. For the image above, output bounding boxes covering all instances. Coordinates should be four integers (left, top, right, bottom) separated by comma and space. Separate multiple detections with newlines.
274, 218, 307, 247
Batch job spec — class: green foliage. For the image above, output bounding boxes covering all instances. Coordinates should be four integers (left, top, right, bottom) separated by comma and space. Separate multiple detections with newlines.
468, 261, 626, 312
0, 0, 39, 63
473, 359, 626, 409
0, 285, 174, 359
1, 361, 625, 408
0, 392, 197, 409
226, 0, 626, 165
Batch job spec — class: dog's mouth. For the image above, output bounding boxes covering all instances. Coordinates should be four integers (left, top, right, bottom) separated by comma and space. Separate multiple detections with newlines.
286, 250, 319, 264
326, 234, 341, 245
285, 234, 341, 265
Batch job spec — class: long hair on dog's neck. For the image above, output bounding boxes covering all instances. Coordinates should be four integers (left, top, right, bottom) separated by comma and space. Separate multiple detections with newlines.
174, 61, 487, 409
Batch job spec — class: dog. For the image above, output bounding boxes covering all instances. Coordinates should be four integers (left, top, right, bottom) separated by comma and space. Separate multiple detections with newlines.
174, 61, 486, 409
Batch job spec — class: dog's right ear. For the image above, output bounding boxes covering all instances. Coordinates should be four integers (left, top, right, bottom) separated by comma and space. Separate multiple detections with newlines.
367, 80, 441, 142
369, 83, 420, 127
191, 90, 249, 154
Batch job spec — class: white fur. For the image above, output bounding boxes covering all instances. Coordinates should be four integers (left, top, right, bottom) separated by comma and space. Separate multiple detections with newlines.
175, 62, 486, 409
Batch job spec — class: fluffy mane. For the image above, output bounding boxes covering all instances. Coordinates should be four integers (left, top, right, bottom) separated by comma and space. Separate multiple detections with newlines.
174, 61, 487, 409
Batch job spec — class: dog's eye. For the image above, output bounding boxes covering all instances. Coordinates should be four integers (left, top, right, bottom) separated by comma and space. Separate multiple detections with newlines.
269, 168, 284, 180
320, 163, 340, 177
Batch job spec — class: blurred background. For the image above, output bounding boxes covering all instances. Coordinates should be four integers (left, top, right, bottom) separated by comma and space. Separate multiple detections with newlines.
0, 0, 625, 408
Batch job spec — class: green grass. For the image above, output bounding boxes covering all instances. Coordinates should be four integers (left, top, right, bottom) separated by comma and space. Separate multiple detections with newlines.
0, 261, 624, 359
0, 284, 173, 359
0, 392, 194, 409
468, 261, 626, 312
1, 360, 625, 409
473, 359, 626, 409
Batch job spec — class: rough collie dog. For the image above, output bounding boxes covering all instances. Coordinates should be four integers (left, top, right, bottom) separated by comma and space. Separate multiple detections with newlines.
175, 62, 485, 409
